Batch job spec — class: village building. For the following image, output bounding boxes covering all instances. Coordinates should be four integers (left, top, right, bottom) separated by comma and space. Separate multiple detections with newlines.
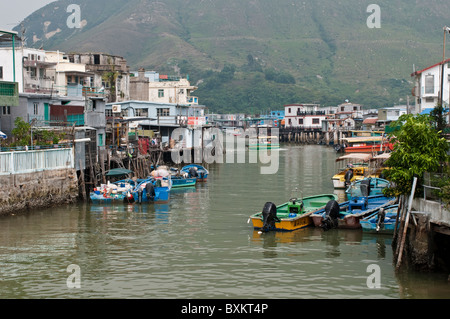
284, 103, 326, 130
411, 58, 450, 113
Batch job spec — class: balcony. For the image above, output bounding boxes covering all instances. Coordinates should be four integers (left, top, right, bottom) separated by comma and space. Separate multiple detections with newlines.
0, 81, 19, 106
186, 96, 198, 105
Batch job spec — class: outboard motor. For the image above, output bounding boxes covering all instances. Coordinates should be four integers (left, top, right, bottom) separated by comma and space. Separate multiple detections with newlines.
360, 178, 371, 197
376, 208, 385, 232
261, 202, 279, 232
189, 167, 198, 178
145, 183, 156, 201
321, 199, 340, 231
344, 168, 354, 188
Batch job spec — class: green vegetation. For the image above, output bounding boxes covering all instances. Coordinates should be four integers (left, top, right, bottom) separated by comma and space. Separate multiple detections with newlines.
17, 0, 450, 113
9, 117, 65, 147
383, 114, 449, 197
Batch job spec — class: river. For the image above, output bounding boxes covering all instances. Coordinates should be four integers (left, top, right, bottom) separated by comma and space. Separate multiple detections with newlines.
0, 144, 449, 299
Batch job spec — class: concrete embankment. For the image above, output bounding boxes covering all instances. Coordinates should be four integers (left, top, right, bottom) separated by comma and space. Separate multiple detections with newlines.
0, 147, 79, 216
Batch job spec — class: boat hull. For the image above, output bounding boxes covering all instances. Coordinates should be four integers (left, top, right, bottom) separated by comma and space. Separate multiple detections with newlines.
171, 177, 197, 188
132, 187, 170, 203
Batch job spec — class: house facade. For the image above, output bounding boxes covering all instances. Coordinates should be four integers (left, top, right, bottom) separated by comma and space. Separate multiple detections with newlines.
284, 104, 326, 130
411, 58, 450, 113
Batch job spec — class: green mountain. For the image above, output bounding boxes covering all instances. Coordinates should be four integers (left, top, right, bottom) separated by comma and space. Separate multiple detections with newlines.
15, 0, 450, 113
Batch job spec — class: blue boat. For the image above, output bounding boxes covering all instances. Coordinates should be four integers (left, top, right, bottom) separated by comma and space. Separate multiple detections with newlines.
345, 177, 390, 200
90, 180, 136, 204
360, 204, 399, 234
180, 164, 209, 182
311, 193, 397, 230
132, 177, 171, 203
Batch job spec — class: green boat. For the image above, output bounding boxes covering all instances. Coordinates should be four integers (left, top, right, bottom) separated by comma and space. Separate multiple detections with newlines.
249, 193, 338, 232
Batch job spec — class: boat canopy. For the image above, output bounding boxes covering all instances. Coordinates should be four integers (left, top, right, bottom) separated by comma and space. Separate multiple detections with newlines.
105, 168, 133, 176
341, 136, 384, 143
336, 153, 373, 162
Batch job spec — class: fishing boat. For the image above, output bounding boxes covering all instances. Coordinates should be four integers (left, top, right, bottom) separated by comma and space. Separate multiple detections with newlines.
90, 180, 136, 204
360, 204, 399, 234
340, 136, 393, 154
181, 164, 209, 182
248, 135, 280, 150
345, 177, 390, 200
248, 194, 338, 232
311, 194, 397, 230
332, 153, 376, 189
132, 177, 171, 203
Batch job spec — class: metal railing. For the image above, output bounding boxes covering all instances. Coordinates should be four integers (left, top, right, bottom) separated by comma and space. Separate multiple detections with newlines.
0, 147, 74, 175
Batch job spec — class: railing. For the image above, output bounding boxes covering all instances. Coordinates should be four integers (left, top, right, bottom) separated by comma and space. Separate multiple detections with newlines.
0, 81, 19, 106
0, 147, 74, 175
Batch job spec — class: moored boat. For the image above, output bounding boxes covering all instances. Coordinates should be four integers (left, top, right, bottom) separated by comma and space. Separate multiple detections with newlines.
90, 180, 136, 204
345, 177, 390, 200
132, 177, 171, 203
248, 194, 338, 232
181, 164, 209, 182
341, 136, 393, 154
311, 194, 397, 230
332, 153, 378, 189
248, 135, 280, 150
360, 204, 399, 234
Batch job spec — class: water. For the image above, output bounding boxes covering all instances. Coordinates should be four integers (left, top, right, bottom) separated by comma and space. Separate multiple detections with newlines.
0, 145, 449, 299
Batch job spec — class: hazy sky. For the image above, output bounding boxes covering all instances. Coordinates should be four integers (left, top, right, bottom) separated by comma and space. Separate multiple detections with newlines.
0, 0, 56, 30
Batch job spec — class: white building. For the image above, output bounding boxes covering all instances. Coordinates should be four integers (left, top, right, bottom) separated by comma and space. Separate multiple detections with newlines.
411, 58, 450, 113
284, 103, 327, 130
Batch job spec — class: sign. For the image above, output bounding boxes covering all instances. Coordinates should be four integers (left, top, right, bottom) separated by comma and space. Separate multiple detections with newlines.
188, 116, 206, 126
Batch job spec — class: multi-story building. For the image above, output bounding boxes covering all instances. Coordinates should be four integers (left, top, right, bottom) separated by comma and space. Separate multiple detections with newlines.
284, 103, 326, 130
67, 52, 130, 103
130, 69, 198, 105
411, 58, 450, 113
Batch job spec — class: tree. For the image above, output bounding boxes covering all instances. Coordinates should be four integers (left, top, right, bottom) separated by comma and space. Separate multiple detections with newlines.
383, 114, 449, 197
11, 117, 31, 146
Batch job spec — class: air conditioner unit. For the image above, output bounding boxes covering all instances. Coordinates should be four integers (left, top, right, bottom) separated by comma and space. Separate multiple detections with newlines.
112, 104, 121, 113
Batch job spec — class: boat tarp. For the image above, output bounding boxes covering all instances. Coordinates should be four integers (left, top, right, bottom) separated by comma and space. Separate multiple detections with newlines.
336, 153, 373, 162
341, 136, 384, 143
370, 153, 391, 161
105, 168, 133, 176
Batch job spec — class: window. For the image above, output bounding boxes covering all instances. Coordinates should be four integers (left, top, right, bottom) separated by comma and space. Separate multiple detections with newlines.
158, 89, 164, 98
157, 108, 170, 116
298, 119, 303, 125
425, 75, 434, 94
425, 97, 435, 103
0, 66, 3, 79
93, 54, 100, 65
312, 118, 320, 124
33, 102, 39, 115
135, 108, 148, 117
2, 106, 11, 115
105, 109, 113, 117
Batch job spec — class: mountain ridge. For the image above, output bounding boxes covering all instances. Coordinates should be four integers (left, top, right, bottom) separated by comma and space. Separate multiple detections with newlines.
14, 0, 450, 112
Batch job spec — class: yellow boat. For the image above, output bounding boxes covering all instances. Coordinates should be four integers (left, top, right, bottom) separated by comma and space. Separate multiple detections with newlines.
332, 153, 379, 189
248, 194, 338, 232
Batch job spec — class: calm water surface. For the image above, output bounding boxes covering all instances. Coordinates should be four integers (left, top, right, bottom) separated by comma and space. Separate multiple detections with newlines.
0, 145, 449, 299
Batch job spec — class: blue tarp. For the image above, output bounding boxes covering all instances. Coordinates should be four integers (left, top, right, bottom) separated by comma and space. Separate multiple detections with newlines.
420, 108, 449, 115
0, 131, 7, 139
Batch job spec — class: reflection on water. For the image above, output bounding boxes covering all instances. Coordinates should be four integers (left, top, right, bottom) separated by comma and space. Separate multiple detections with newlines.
0, 145, 449, 299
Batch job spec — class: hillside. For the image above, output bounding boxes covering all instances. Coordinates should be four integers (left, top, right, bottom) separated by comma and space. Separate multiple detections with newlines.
15, 0, 450, 113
